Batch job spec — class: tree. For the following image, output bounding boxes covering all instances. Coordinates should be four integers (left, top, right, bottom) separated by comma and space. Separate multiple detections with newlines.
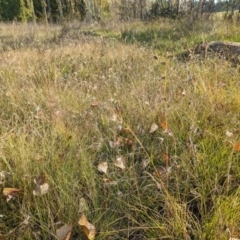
0, 0, 20, 20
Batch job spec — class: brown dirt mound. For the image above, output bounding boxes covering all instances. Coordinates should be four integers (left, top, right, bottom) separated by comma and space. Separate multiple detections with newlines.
177, 41, 240, 63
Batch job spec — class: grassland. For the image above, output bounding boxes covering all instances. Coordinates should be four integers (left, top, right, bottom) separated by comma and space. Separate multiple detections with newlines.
0, 18, 240, 239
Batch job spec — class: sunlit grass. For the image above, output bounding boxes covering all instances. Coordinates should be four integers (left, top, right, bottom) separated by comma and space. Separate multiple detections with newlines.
0, 19, 240, 239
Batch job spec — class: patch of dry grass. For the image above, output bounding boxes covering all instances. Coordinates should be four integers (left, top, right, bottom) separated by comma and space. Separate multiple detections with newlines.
0, 19, 240, 239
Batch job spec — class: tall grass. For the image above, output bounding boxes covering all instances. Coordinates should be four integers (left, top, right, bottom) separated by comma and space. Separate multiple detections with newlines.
0, 19, 240, 239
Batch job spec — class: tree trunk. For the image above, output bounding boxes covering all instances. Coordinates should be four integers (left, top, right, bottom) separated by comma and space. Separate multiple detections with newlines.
47, 0, 52, 23
56, 0, 64, 20
26, 0, 36, 23
41, 0, 48, 24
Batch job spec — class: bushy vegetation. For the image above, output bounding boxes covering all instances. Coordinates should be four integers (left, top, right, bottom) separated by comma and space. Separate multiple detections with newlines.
0, 19, 240, 239
0, 0, 239, 23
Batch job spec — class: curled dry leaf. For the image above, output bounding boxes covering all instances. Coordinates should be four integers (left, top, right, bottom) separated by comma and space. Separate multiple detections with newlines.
3, 188, 21, 202
78, 213, 96, 240
56, 223, 73, 240
149, 123, 159, 133
114, 156, 126, 170
97, 162, 108, 174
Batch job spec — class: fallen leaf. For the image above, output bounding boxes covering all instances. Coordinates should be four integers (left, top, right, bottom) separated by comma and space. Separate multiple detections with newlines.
22, 215, 30, 225
97, 162, 108, 174
182, 89, 186, 95
102, 178, 118, 186
0, 171, 11, 185
78, 213, 96, 240
233, 143, 240, 151
125, 138, 133, 148
33, 183, 50, 196
3, 188, 21, 202
33, 173, 50, 196
90, 102, 99, 108
34, 172, 46, 186
159, 122, 168, 130
141, 159, 150, 169
3, 188, 21, 196
109, 137, 123, 148
162, 152, 170, 166
226, 131, 233, 137
109, 140, 117, 149
234, 129, 240, 133
114, 156, 126, 170
121, 127, 131, 133
158, 137, 165, 143
109, 113, 118, 122
163, 129, 173, 136
56, 223, 73, 240
149, 123, 158, 133
109, 137, 132, 149
153, 166, 171, 182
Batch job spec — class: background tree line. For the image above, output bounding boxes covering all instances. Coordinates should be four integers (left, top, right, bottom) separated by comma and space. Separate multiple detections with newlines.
0, 0, 239, 23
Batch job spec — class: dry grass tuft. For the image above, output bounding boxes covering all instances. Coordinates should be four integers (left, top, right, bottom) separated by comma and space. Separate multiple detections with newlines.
0, 19, 240, 239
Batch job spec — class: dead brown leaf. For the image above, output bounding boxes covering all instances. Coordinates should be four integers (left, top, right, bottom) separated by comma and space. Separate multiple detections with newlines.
102, 178, 118, 186
56, 223, 73, 240
162, 152, 170, 166
33, 173, 50, 196
159, 122, 168, 130
234, 143, 240, 151
114, 156, 126, 170
78, 213, 96, 240
109, 137, 133, 149
34, 172, 46, 186
97, 162, 108, 174
3, 188, 21, 202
